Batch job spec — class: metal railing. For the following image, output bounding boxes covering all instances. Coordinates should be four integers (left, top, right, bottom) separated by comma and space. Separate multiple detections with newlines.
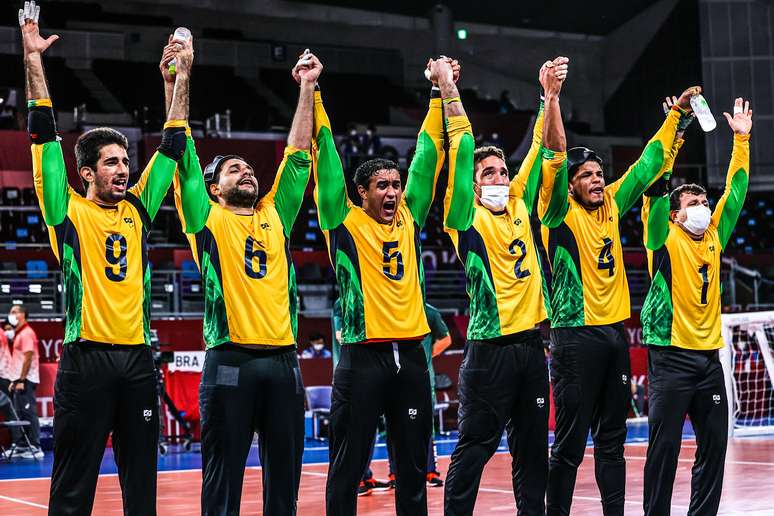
0, 266, 747, 320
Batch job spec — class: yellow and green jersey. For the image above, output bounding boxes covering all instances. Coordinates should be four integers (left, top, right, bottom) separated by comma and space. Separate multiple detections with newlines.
538, 106, 683, 328
641, 133, 750, 350
174, 138, 311, 348
443, 103, 550, 339
30, 99, 180, 345
313, 90, 444, 343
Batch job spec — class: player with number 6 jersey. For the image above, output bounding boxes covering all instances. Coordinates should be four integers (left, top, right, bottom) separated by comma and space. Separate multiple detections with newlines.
172, 51, 320, 515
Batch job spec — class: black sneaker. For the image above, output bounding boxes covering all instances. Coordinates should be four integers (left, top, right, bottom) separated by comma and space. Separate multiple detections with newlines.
366, 478, 391, 492
427, 472, 444, 487
357, 481, 372, 496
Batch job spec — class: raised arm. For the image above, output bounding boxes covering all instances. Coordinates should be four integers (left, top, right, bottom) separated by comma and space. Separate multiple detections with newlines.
263, 53, 319, 236
129, 35, 194, 221
312, 87, 350, 231
404, 58, 455, 227
642, 96, 693, 252
642, 138, 683, 252
608, 86, 699, 215
713, 97, 752, 250
510, 99, 545, 211
431, 58, 475, 232
21, 2, 70, 230
538, 58, 570, 228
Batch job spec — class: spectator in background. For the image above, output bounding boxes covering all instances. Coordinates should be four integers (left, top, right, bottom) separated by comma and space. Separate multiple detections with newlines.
301, 333, 332, 359
7, 305, 42, 459
342, 123, 362, 170
499, 89, 516, 114
360, 124, 382, 157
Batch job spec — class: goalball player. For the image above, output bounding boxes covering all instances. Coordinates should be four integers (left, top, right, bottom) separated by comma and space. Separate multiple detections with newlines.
441, 57, 567, 516
539, 71, 698, 514
20, 2, 191, 514
641, 97, 752, 515
171, 50, 320, 514
316, 58, 451, 516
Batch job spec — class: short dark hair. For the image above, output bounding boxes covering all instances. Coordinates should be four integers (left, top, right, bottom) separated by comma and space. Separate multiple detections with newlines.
75, 127, 129, 191
669, 183, 707, 211
309, 333, 325, 342
353, 158, 399, 190
473, 146, 506, 170
11, 304, 28, 318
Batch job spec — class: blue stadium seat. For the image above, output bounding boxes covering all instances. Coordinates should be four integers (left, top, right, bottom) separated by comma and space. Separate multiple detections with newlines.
181, 259, 200, 280
26, 260, 48, 279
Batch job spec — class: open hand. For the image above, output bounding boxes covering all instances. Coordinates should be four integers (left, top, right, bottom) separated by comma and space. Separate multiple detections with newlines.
723, 97, 752, 135
19, 1, 59, 56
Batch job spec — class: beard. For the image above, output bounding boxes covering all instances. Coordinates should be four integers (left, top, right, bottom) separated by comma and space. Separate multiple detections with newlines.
222, 184, 259, 208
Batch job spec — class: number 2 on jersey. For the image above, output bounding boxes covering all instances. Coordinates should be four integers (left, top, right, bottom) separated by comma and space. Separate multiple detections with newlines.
508, 239, 531, 279
105, 233, 127, 282
597, 237, 615, 277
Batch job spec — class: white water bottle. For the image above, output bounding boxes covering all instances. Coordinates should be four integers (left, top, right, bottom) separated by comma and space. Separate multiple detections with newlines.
690, 94, 717, 132
168, 27, 192, 75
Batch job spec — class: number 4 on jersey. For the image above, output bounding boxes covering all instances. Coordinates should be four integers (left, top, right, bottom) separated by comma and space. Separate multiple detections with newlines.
597, 237, 615, 277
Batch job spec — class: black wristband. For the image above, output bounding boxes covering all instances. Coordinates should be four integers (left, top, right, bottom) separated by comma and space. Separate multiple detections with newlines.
28, 106, 57, 144
430, 86, 441, 99
644, 176, 670, 197
158, 126, 187, 161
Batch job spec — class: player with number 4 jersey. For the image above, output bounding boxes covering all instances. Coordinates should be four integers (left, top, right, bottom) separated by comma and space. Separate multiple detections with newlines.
539, 72, 699, 514
172, 51, 320, 515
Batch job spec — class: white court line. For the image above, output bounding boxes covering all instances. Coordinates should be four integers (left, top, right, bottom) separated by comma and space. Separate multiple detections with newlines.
0, 494, 48, 509
477, 488, 690, 510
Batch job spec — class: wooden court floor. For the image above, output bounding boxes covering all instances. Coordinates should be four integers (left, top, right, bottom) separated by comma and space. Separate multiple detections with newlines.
1, 438, 772, 515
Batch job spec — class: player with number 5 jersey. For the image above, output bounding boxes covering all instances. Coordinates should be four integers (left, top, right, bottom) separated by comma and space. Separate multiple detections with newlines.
172, 50, 320, 515
317, 58, 453, 516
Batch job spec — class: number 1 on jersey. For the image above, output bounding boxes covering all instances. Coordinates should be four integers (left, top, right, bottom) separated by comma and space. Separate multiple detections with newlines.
698, 264, 709, 304
597, 237, 615, 277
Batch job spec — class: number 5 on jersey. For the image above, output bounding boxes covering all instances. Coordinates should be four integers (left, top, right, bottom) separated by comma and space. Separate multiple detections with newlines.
382, 241, 404, 281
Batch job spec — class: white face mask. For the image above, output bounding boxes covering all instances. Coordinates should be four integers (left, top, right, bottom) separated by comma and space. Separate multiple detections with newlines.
479, 184, 509, 212
312, 343, 325, 352
4, 330, 14, 342
682, 205, 711, 235
7, 314, 18, 327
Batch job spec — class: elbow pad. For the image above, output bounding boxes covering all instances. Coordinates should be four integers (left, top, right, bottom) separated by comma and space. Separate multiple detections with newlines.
158, 126, 187, 161
28, 106, 57, 144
